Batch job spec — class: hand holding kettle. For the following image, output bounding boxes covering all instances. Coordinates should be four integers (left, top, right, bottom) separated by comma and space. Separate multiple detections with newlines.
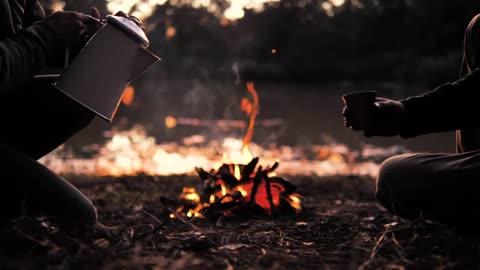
43, 7, 102, 47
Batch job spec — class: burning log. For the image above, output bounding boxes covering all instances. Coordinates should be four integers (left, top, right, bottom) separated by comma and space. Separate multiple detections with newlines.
167, 157, 302, 219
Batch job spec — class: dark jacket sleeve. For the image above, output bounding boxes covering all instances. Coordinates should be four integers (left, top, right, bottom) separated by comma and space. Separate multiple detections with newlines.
399, 68, 480, 138
0, 22, 56, 95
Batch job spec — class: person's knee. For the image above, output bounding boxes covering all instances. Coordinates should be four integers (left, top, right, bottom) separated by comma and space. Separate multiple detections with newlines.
81, 201, 98, 227
58, 201, 97, 231
376, 154, 417, 209
68, 192, 98, 228
50, 191, 98, 229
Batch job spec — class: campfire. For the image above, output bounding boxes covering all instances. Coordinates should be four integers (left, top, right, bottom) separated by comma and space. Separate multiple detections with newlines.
168, 157, 302, 219
166, 82, 301, 219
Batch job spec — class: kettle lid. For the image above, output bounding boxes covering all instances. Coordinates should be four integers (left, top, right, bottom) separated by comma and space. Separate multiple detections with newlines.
106, 15, 149, 47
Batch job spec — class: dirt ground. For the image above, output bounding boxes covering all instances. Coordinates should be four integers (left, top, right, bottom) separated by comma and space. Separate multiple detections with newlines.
1, 174, 479, 270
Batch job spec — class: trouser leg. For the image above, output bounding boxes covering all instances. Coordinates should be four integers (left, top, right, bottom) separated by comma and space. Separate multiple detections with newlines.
376, 151, 480, 229
0, 141, 97, 227
0, 77, 97, 227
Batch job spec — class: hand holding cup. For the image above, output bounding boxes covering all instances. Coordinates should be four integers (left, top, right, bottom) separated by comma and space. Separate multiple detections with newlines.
343, 92, 407, 137
342, 91, 377, 131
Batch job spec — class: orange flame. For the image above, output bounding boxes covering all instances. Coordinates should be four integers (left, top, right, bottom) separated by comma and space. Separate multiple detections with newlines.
234, 164, 241, 180
288, 194, 302, 212
236, 186, 248, 197
239, 82, 259, 161
180, 187, 201, 203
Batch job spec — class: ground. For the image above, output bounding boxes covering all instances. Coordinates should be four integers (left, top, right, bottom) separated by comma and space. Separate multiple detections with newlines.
1, 175, 479, 270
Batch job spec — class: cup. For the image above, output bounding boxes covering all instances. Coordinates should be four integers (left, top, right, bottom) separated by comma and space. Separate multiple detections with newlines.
341, 91, 377, 129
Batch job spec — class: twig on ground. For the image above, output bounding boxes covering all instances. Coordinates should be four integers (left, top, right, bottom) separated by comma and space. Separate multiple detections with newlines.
128, 183, 150, 209
358, 224, 392, 270
142, 210, 163, 226
160, 198, 205, 232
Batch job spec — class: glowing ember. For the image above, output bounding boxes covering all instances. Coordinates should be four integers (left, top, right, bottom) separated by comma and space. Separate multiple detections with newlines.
122, 85, 135, 106
167, 157, 301, 219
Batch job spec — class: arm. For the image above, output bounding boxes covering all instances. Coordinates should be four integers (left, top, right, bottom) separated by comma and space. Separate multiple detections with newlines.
399, 68, 480, 138
0, 10, 101, 95
0, 22, 56, 95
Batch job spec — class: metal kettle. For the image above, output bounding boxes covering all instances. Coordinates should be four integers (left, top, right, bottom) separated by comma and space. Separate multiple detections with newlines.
53, 15, 161, 122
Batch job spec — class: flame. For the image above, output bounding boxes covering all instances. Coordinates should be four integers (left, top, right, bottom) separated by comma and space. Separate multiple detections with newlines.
167, 158, 303, 219
243, 82, 259, 149
234, 164, 241, 180
288, 194, 302, 212
180, 187, 201, 203
184, 203, 205, 219
242, 145, 253, 162
221, 184, 227, 197
236, 186, 248, 197
218, 82, 258, 165
122, 86, 135, 106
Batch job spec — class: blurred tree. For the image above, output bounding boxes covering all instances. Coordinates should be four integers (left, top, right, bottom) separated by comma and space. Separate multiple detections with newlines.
39, 0, 480, 85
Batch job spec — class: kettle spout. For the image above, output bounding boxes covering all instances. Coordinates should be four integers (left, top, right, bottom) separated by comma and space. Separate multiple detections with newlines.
129, 48, 160, 82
